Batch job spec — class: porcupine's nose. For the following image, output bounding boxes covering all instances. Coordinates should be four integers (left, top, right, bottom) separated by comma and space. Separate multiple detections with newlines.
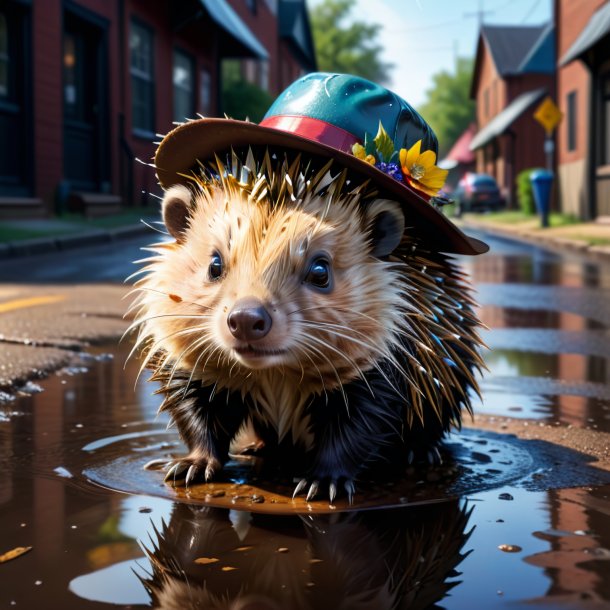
227, 298, 273, 341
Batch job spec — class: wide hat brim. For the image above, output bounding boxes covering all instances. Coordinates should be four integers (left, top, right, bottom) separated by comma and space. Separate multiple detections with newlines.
154, 118, 488, 255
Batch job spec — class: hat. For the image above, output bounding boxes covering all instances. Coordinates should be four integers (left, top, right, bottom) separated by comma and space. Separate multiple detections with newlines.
154, 73, 488, 255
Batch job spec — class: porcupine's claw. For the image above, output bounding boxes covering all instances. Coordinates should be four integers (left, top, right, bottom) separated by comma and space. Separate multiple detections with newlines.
329, 481, 337, 504
160, 456, 221, 487
306, 480, 319, 502
427, 447, 443, 466
185, 464, 199, 487
164, 461, 189, 483
344, 480, 355, 505
143, 458, 171, 471
293, 479, 308, 499
292, 477, 356, 504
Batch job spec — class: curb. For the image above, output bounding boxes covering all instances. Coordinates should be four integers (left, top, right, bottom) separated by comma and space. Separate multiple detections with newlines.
462, 219, 610, 261
0, 223, 154, 259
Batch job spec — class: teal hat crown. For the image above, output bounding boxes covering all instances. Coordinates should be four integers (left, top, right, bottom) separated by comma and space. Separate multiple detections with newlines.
261, 73, 438, 158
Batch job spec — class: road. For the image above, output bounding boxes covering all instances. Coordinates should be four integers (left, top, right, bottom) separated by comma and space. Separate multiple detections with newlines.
2, 227, 610, 608
0, 234, 154, 283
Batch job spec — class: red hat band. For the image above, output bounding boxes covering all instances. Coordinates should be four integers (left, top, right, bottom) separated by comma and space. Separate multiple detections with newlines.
259, 115, 359, 155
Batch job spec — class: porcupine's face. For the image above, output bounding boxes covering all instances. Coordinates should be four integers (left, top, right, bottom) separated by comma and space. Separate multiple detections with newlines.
135, 168, 406, 390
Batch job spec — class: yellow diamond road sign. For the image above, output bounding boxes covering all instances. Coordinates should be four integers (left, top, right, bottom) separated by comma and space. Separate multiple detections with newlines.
534, 97, 563, 135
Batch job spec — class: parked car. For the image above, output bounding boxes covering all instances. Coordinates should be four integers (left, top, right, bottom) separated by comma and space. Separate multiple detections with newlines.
453, 173, 505, 217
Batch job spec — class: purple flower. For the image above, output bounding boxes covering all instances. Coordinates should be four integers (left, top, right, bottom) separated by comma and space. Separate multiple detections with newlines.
376, 162, 404, 182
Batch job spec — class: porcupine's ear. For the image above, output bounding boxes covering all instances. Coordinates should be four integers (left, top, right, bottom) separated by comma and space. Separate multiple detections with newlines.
364, 199, 405, 257
162, 185, 191, 243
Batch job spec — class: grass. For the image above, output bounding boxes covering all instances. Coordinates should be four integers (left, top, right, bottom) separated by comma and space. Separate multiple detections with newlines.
0, 225, 68, 241
0, 209, 156, 243
564, 235, 610, 247
466, 210, 580, 228
83, 210, 156, 229
461, 209, 610, 249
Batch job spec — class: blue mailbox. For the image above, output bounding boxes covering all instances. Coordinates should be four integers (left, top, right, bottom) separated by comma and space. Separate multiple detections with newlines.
530, 169, 554, 228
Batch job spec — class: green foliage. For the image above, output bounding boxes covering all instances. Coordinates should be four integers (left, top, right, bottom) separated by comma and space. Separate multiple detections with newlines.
516, 168, 544, 215
221, 61, 274, 123
373, 122, 394, 162
311, 0, 392, 84
418, 57, 476, 156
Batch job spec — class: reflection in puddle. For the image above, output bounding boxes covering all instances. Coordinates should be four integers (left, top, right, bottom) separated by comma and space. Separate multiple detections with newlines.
68, 498, 473, 609
457, 243, 610, 432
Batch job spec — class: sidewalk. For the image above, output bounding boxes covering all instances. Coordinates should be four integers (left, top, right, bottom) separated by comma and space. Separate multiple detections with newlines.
3, 209, 610, 261
0, 211, 160, 258
459, 212, 610, 259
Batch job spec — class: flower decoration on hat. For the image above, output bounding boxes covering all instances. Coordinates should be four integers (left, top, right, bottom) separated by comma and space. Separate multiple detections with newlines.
352, 122, 448, 198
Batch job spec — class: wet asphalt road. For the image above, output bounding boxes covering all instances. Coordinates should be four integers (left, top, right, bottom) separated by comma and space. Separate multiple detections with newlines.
2, 228, 610, 608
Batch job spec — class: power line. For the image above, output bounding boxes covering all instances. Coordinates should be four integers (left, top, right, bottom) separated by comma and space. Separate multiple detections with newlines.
521, 0, 543, 23
385, 18, 462, 34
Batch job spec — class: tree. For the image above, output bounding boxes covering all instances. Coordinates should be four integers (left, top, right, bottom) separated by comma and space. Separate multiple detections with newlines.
311, 0, 392, 84
221, 61, 274, 123
418, 58, 476, 157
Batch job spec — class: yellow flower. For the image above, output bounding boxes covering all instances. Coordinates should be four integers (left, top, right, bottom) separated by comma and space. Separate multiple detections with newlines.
399, 140, 448, 197
352, 143, 377, 165
352, 143, 366, 159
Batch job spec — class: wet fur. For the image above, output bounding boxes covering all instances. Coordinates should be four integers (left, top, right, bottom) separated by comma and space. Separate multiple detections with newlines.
128, 149, 484, 497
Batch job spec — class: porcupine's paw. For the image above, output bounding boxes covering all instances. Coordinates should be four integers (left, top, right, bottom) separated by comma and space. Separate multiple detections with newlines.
144, 454, 222, 487
292, 476, 356, 505
407, 445, 444, 466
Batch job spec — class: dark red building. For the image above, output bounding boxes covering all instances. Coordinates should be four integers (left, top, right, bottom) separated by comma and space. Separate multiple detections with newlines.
469, 24, 556, 206
0, 0, 316, 217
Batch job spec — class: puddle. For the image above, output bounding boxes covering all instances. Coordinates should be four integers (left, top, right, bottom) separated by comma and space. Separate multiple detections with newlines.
1, 341, 610, 609
3, 231, 610, 607
82, 427, 537, 513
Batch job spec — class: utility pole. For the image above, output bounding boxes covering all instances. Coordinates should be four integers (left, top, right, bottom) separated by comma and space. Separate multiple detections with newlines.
464, 0, 494, 27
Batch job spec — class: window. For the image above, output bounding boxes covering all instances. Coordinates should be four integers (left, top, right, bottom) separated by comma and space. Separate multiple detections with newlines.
173, 49, 195, 122
602, 74, 610, 165
130, 20, 154, 134
63, 33, 78, 117
0, 13, 8, 97
246, 0, 257, 15
484, 88, 489, 119
260, 60, 269, 91
567, 90, 577, 152
199, 68, 212, 116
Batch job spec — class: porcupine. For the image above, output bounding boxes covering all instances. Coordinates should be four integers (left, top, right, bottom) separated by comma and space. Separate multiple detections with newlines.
129, 147, 485, 503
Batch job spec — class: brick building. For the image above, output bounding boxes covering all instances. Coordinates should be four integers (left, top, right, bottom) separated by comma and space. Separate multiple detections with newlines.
556, 0, 610, 219
469, 24, 555, 206
228, 0, 316, 97
0, 0, 315, 218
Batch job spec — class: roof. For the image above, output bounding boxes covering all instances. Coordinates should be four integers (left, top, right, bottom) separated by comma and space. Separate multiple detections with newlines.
279, 0, 317, 70
518, 24, 555, 74
482, 25, 548, 75
200, 0, 269, 60
470, 24, 553, 98
470, 88, 546, 150
560, 2, 610, 66
441, 124, 477, 167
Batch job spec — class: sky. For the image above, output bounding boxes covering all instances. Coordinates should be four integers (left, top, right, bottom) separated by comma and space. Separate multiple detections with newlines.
308, 0, 552, 108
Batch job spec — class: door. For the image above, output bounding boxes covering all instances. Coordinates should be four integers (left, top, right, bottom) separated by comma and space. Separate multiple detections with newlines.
62, 10, 108, 192
0, 2, 31, 196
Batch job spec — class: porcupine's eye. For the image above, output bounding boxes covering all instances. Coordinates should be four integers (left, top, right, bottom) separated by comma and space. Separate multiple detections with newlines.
304, 256, 332, 290
208, 251, 224, 281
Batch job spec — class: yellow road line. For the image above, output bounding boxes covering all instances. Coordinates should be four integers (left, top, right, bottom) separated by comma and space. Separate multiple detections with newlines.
0, 295, 66, 314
